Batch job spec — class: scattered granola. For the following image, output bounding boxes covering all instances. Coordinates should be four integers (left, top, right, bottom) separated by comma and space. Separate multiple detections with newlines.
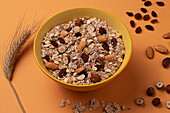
41, 17, 125, 85
72, 102, 86, 113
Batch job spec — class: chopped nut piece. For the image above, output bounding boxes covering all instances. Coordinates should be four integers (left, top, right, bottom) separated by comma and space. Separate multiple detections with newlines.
60, 30, 68, 37
75, 66, 85, 74
98, 35, 107, 42
78, 41, 87, 52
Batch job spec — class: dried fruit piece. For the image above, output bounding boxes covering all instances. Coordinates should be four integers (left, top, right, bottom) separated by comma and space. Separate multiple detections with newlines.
98, 35, 107, 42
145, 46, 154, 59
50, 40, 58, 47
156, 1, 165, 6
43, 55, 50, 62
144, 1, 152, 6
99, 27, 107, 34
151, 11, 157, 17
58, 46, 66, 53
156, 81, 164, 89
151, 19, 159, 24
146, 87, 155, 96
78, 41, 87, 52
58, 68, 67, 77
75, 19, 83, 26
96, 65, 104, 71
162, 57, 170, 68
166, 101, 170, 109
87, 25, 95, 32
135, 26, 142, 34
111, 38, 117, 47
135, 97, 144, 106
166, 84, 170, 93
141, 8, 147, 13
60, 30, 68, 37
154, 45, 169, 54
66, 27, 72, 32
97, 57, 104, 66
81, 53, 89, 63
145, 25, 154, 31
163, 32, 170, 39
91, 74, 101, 83
45, 62, 59, 70
152, 98, 161, 106
75, 32, 82, 37
126, 12, 134, 17
105, 54, 116, 62
135, 13, 142, 20
102, 42, 109, 51
130, 20, 135, 28
58, 37, 65, 44
143, 14, 150, 21
75, 66, 85, 74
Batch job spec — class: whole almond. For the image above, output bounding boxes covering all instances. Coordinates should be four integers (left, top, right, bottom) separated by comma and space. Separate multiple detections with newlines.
78, 41, 87, 52
104, 54, 116, 62
146, 46, 154, 59
98, 35, 107, 42
75, 66, 85, 74
45, 62, 59, 70
163, 32, 170, 39
154, 45, 169, 54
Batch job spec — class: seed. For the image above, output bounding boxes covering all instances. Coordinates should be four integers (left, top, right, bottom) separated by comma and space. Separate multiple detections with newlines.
50, 40, 58, 47
163, 32, 170, 39
143, 14, 150, 21
145, 25, 154, 31
151, 19, 159, 24
66, 99, 71, 105
165, 84, 170, 93
141, 8, 147, 13
58, 68, 67, 77
154, 45, 169, 54
58, 46, 66, 53
75, 32, 82, 37
135, 97, 144, 106
162, 57, 170, 68
126, 12, 134, 17
91, 74, 101, 83
111, 38, 117, 47
75, 19, 83, 26
152, 98, 161, 106
130, 20, 135, 28
43, 55, 50, 62
99, 27, 107, 35
144, 1, 152, 6
135, 13, 142, 20
81, 53, 89, 63
166, 101, 170, 109
66, 27, 72, 32
135, 26, 142, 34
156, 1, 165, 6
146, 87, 155, 96
156, 81, 164, 89
151, 11, 157, 17
58, 37, 65, 44
145, 46, 154, 59
102, 42, 109, 51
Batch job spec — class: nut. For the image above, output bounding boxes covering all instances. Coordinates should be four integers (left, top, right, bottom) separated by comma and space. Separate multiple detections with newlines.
163, 32, 170, 39
73, 26, 80, 33
60, 30, 68, 37
135, 97, 144, 106
104, 54, 116, 62
154, 45, 169, 54
45, 62, 59, 70
97, 35, 107, 42
87, 25, 95, 32
77, 74, 85, 81
78, 41, 87, 52
58, 46, 66, 53
75, 66, 85, 74
145, 46, 154, 59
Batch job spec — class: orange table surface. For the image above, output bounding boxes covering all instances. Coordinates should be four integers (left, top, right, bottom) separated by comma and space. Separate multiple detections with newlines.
0, 0, 170, 113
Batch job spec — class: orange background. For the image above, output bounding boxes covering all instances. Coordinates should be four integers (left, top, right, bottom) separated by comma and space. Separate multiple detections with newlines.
0, 0, 170, 113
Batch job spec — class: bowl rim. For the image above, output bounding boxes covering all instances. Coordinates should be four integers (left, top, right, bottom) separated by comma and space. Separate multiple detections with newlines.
34, 7, 132, 88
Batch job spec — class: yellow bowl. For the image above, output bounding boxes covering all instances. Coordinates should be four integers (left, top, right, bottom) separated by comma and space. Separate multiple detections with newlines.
34, 7, 132, 91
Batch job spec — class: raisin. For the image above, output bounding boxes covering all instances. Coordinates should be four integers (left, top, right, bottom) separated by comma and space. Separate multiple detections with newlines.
50, 40, 58, 47
102, 42, 109, 51
135, 26, 142, 34
156, 1, 165, 6
58, 37, 65, 44
75, 19, 83, 26
91, 74, 101, 83
141, 8, 147, 13
111, 38, 117, 47
96, 65, 104, 71
43, 55, 50, 62
77, 70, 88, 78
75, 32, 82, 37
97, 57, 104, 66
151, 11, 157, 17
66, 27, 72, 32
135, 13, 142, 20
145, 25, 154, 31
51, 36, 57, 39
143, 14, 150, 21
99, 27, 107, 34
81, 53, 89, 63
58, 68, 67, 77
130, 20, 135, 28
126, 12, 134, 17
144, 1, 152, 6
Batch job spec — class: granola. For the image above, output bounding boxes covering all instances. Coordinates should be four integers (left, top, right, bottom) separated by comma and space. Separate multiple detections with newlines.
41, 17, 125, 85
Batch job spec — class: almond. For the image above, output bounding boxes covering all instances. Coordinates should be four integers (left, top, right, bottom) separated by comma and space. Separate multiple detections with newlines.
104, 54, 116, 62
60, 30, 68, 37
45, 62, 59, 70
146, 46, 154, 59
97, 35, 107, 42
154, 45, 169, 54
78, 41, 87, 52
163, 32, 170, 39
75, 66, 85, 74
